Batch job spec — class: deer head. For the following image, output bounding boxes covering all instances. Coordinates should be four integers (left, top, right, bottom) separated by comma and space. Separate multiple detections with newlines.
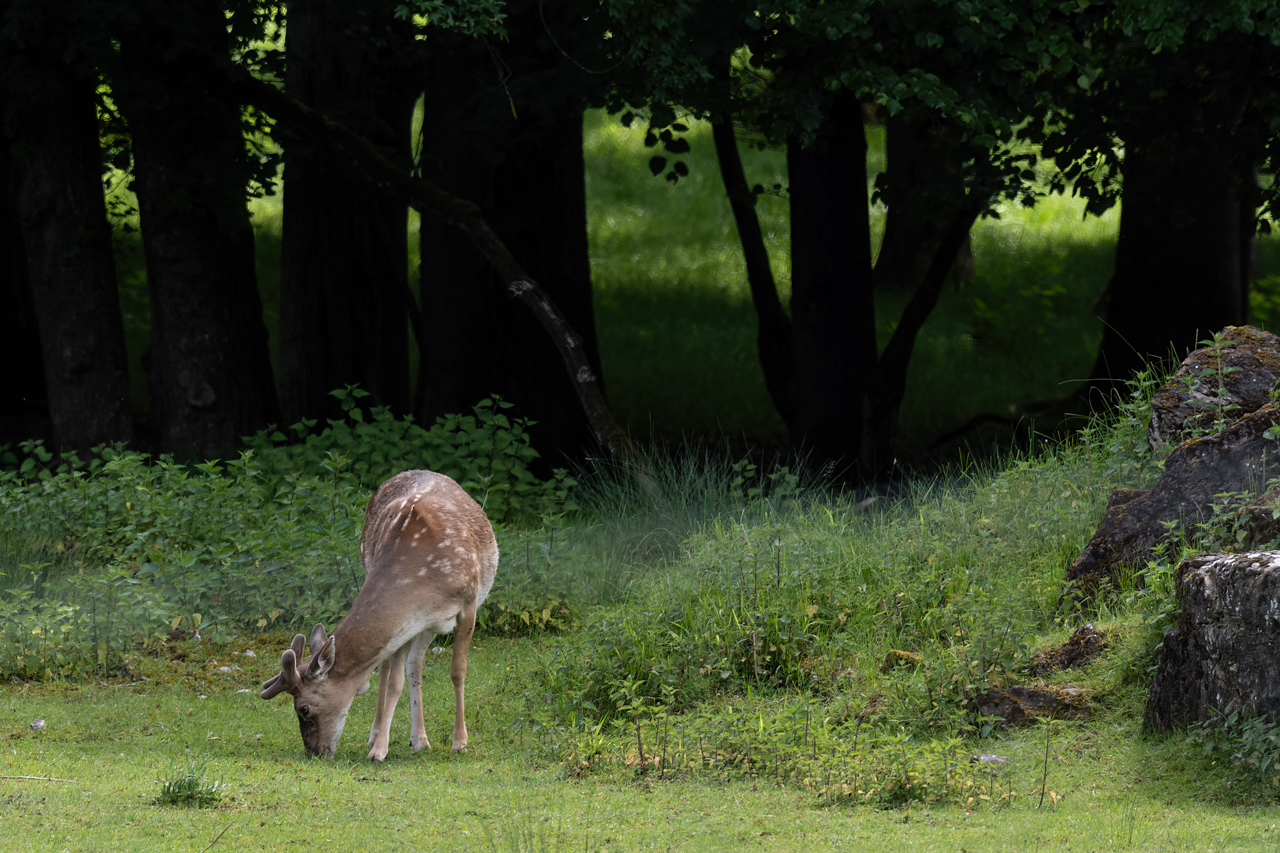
261, 623, 353, 757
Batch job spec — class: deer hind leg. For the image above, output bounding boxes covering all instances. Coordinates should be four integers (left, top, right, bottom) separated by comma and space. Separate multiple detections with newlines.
406, 631, 436, 751
368, 645, 408, 762
449, 605, 477, 753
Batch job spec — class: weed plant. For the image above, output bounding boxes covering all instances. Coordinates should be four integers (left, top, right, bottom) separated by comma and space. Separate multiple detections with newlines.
154, 753, 225, 808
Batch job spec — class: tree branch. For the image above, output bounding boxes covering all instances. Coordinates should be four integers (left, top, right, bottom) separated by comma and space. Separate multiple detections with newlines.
230, 73, 637, 463
711, 118, 795, 423
876, 200, 986, 414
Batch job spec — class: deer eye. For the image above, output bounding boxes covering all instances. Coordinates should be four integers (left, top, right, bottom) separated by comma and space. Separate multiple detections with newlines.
298, 705, 310, 718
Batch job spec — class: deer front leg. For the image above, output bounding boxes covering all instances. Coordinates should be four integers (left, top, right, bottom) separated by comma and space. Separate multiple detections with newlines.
449, 606, 477, 753
368, 660, 391, 749
368, 646, 407, 762
406, 631, 435, 751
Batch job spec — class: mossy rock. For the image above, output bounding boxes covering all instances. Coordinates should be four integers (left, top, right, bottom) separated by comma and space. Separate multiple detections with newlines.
880, 649, 922, 673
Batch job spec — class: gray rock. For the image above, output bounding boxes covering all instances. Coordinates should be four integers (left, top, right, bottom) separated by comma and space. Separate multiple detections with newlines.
1145, 551, 1280, 733
1149, 326, 1280, 452
1066, 405, 1280, 591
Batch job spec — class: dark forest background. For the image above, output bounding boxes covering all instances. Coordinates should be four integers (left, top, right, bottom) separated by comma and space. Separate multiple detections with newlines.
4, 0, 1280, 483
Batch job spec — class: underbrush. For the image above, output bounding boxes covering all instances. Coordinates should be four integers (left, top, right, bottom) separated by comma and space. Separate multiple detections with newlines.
0, 394, 586, 679
501, 368, 1187, 808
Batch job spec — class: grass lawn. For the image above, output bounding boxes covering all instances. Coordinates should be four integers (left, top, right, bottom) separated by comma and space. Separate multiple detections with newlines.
5, 637, 1280, 852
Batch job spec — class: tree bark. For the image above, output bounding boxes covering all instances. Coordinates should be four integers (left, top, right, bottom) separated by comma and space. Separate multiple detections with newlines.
417, 13, 602, 467
10, 62, 132, 456
1090, 134, 1251, 390
278, 0, 417, 423
874, 114, 975, 292
229, 74, 636, 463
116, 7, 278, 458
0, 124, 47, 432
711, 119, 794, 425
870, 200, 985, 467
719, 93, 985, 481
786, 92, 878, 477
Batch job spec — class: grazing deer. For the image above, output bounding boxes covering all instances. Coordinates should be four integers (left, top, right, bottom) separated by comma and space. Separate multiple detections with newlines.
261, 470, 498, 760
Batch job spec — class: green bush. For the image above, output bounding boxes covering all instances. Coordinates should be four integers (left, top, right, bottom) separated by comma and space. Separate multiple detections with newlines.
0, 395, 580, 680
245, 389, 576, 526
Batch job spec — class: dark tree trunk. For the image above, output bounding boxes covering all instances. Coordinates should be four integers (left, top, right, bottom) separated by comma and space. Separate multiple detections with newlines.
785, 92, 878, 477
711, 119, 794, 425
417, 18, 601, 468
116, 8, 278, 458
874, 114, 974, 292
278, 0, 417, 423
1, 128, 47, 430
719, 93, 986, 481
1090, 137, 1251, 389
10, 62, 132, 456
229, 70, 635, 463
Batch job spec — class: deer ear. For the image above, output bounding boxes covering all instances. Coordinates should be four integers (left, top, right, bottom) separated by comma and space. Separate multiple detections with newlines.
307, 635, 336, 679
308, 624, 328, 656
262, 647, 302, 699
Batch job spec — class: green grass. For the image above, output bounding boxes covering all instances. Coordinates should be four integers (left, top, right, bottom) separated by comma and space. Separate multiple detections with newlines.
5, 374, 1280, 849
3, 636, 1280, 851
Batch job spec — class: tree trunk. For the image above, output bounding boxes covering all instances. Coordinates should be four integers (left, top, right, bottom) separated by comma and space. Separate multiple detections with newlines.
10, 62, 132, 456
1, 124, 47, 435
228, 70, 636, 464
786, 92, 879, 477
1090, 136, 1251, 389
874, 114, 974, 292
417, 18, 601, 468
278, 0, 417, 423
116, 8, 278, 458
719, 94, 985, 481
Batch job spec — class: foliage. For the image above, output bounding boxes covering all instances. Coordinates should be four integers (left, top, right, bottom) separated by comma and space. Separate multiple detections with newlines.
1188, 708, 1280, 782
154, 754, 225, 808
539, 438, 1120, 737
558, 692, 995, 808
245, 390, 576, 526
0, 398, 581, 679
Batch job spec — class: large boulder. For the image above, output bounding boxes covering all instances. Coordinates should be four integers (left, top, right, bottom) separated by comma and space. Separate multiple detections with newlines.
1145, 551, 1280, 733
1066, 405, 1280, 590
1148, 325, 1280, 452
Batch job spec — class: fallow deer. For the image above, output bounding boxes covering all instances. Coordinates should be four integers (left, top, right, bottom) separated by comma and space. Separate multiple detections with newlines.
261, 469, 498, 760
